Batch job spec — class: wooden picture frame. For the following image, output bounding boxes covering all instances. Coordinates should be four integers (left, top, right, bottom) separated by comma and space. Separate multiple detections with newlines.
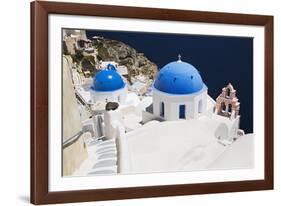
31, 1, 274, 204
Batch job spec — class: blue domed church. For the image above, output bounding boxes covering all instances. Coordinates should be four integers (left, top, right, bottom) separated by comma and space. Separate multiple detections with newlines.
152, 56, 208, 120
90, 69, 127, 104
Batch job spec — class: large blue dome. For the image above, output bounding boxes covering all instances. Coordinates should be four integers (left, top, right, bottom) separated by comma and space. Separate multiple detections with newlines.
91, 70, 125, 92
154, 60, 204, 94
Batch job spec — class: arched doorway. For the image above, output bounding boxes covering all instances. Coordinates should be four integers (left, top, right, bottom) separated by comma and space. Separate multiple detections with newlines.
179, 105, 186, 119
226, 88, 231, 97
228, 104, 232, 113
221, 102, 226, 112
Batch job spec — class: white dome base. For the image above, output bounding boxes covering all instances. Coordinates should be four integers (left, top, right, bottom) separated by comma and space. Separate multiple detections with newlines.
152, 85, 208, 121
90, 86, 127, 104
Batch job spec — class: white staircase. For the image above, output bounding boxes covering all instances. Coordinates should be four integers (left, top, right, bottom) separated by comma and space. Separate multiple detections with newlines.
73, 138, 118, 176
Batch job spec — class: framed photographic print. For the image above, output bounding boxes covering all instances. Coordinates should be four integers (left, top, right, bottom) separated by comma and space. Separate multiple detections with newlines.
31, 1, 274, 204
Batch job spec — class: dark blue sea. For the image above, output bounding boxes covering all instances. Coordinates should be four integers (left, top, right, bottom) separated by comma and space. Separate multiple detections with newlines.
86, 30, 253, 133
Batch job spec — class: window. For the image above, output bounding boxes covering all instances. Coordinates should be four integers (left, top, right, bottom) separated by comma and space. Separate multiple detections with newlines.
198, 100, 203, 114
160, 102, 165, 117
179, 105, 186, 119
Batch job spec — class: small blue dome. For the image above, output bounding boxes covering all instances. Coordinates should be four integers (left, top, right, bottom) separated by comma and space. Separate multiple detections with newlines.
154, 60, 204, 94
91, 70, 125, 92
107, 63, 116, 70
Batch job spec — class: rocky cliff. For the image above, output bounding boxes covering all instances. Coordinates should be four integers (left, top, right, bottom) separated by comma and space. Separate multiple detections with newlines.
63, 35, 158, 84
94, 37, 158, 82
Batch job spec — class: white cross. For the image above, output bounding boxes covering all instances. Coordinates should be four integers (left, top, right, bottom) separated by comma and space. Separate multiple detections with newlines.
178, 54, 182, 62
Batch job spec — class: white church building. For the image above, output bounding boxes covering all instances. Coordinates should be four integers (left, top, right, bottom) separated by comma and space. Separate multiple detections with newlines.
88, 55, 243, 144
152, 56, 208, 121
